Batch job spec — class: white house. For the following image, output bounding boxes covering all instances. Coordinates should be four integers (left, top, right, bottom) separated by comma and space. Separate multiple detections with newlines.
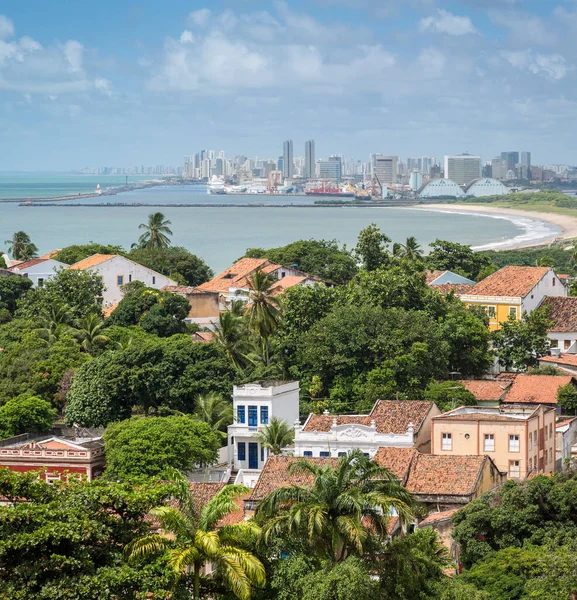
227, 381, 300, 486
9, 257, 68, 287
293, 400, 441, 458
68, 254, 177, 307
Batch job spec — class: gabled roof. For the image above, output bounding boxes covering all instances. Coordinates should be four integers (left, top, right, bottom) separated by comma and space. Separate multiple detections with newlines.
418, 508, 460, 526
425, 270, 446, 285
68, 253, 116, 270
372, 447, 417, 483
467, 266, 551, 298
39, 249, 61, 259
541, 296, 577, 332
9, 257, 50, 271
405, 454, 488, 497
457, 379, 511, 402
430, 283, 475, 295
196, 258, 281, 293
503, 374, 573, 405
269, 276, 308, 296
540, 354, 577, 369
302, 400, 435, 435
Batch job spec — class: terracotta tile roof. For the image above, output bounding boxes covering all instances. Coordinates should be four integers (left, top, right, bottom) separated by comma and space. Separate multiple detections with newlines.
540, 354, 577, 368
269, 276, 308, 296
39, 249, 61, 259
192, 331, 215, 343
372, 447, 417, 483
162, 285, 197, 294
405, 454, 487, 497
556, 417, 577, 428
9, 257, 49, 271
497, 372, 519, 381
541, 296, 577, 332
196, 258, 280, 293
468, 266, 550, 298
430, 283, 475, 295
386, 516, 399, 535
503, 374, 573, 405
419, 508, 460, 526
249, 455, 338, 501
102, 302, 119, 318
68, 253, 115, 270
303, 400, 435, 435
425, 270, 446, 285
457, 379, 511, 401
434, 412, 530, 422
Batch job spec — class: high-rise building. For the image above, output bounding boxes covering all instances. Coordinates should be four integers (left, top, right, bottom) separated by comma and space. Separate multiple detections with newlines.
304, 140, 315, 180
444, 154, 481, 185
409, 170, 422, 191
520, 151, 531, 180
371, 155, 398, 185
501, 151, 519, 174
283, 140, 294, 179
318, 156, 342, 184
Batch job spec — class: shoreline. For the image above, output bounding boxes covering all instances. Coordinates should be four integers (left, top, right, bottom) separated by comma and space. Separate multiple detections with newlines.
412, 203, 575, 250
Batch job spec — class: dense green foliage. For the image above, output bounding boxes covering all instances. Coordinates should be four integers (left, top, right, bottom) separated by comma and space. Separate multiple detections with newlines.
0, 394, 57, 437
104, 416, 220, 479
0, 275, 33, 313
244, 238, 357, 284
54, 242, 125, 264
557, 382, 577, 413
423, 381, 476, 412
427, 239, 493, 280
5, 231, 38, 261
106, 282, 190, 336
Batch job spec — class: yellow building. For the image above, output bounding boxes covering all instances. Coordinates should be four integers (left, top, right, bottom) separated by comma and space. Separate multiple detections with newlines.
459, 266, 566, 330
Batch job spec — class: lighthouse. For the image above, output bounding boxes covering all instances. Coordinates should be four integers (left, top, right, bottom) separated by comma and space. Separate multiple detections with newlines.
96, 184, 101, 195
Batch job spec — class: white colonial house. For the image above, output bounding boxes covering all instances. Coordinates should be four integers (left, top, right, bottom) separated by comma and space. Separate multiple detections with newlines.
227, 381, 300, 486
293, 400, 441, 458
9, 257, 68, 287
68, 254, 177, 307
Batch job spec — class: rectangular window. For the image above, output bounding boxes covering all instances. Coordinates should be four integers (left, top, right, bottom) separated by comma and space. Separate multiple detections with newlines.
320, 451, 330, 458
248, 406, 258, 427
260, 406, 269, 425
487, 306, 496, 319
565, 340, 572, 350
129, 274, 132, 282
152, 276, 156, 285
549, 423, 553, 437
509, 460, 520, 478
237, 406, 245, 424
484, 434, 495, 452
237, 442, 246, 461
509, 434, 520, 452
442, 433, 452, 451
529, 435, 532, 450
553, 277, 556, 287
338, 452, 346, 457
533, 431, 537, 446
96, 297, 103, 306
37, 278, 44, 287
508, 306, 517, 320
304, 451, 313, 457
117, 275, 124, 286
550, 339, 558, 348
261, 446, 265, 462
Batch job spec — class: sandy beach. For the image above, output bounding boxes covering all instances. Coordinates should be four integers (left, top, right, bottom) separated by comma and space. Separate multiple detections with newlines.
415, 203, 577, 249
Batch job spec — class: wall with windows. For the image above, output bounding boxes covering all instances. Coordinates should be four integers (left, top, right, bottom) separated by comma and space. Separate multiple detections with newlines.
548, 332, 577, 354
11, 259, 67, 288
462, 298, 522, 331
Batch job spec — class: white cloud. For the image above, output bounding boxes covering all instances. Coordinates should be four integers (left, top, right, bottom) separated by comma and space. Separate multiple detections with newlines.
419, 10, 477, 36
417, 47, 446, 76
94, 77, 112, 97
179, 30, 194, 43
19, 36, 42, 52
63, 40, 84, 72
490, 10, 553, 45
0, 15, 14, 40
502, 49, 569, 80
188, 8, 211, 27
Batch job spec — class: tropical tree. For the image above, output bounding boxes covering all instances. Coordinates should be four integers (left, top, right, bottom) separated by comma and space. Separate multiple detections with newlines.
257, 450, 416, 562
5, 231, 38, 261
126, 469, 265, 600
34, 303, 75, 345
398, 236, 423, 261
138, 212, 173, 256
244, 269, 281, 340
193, 392, 234, 437
213, 310, 248, 371
75, 311, 110, 354
256, 417, 294, 455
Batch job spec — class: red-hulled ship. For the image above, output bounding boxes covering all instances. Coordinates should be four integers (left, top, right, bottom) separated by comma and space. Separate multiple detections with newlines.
304, 181, 354, 197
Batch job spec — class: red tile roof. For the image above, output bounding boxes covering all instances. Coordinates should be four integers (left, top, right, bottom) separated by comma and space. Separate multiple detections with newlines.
405, 454, 487, 497
196, 258, 281, 293
457, 379, 511, 401
192, 331, 215, 343
372, 447, 417, 483
540, 354, 577, 368
162, 285, 197, 294
541, 296, 577, 332
302, 400, 435, 435
68, 253, 116, 270
503, 374, 573, 405
419, 508, 460, 526
425, 270, 446, 285
9, 257, 49, 271
39, 249, 61, 259
468, 266, 550, 298
269, 276, 308, 296
430, 283, 475, 295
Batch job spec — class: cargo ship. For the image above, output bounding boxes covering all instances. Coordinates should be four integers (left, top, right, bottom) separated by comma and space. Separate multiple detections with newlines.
305, 182, 354, 197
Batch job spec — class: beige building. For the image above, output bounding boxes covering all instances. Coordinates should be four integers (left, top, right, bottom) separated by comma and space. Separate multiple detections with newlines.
431, 405, 557, 479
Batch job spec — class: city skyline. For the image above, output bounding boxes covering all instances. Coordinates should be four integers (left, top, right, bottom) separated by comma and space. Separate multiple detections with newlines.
1, 2, 577, 170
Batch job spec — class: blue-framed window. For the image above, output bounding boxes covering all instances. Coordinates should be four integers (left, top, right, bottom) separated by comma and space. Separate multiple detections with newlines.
248, 406, 258, 427
237, 406, 245, 424
261, 446, 265, 462
238, 442, 246, 461
260, 406, 269, 425
304, 451, 313, 457
117, 275, 124, 286
338, 452, 346, 457
320, 451, 330, 458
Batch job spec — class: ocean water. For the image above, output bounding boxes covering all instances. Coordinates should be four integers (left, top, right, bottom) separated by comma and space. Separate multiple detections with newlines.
0, 175, 561, 272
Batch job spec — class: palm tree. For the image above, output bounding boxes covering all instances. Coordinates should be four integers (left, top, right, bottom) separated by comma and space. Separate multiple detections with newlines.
256, 417, 294, 455
243, 269, 281, 340
138, 212, 173, 256
75, 311, 110, 354
398, 236, 423, 260
193, 392, 234, 438
257, 450, 416, 563
34, 303, 75, 345
213, 311, 247, 372
5, 231, 38, 261
126, 469, 265, 600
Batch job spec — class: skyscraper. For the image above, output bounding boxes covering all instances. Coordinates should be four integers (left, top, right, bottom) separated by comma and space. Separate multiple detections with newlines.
371, 155, 398, 184
318, 156, 342, 184
283, 140, 294, 179
520, 151, 531, 180
501, 151, 519, 173
444, 154, 481, 185
304, 140, 315, 180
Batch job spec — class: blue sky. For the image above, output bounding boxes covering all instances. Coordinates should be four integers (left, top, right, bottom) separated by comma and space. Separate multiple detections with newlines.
1, 0, 576, 170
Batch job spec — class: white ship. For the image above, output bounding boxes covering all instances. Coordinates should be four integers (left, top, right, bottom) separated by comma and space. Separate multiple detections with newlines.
207, 176, 226, 195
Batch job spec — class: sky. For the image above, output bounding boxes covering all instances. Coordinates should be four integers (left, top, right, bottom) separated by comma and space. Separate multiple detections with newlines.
1, 0, 576, 170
